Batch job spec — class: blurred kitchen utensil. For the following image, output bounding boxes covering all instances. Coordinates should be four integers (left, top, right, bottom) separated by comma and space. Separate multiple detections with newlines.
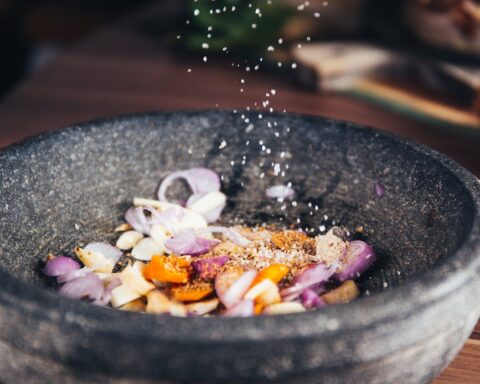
293, 42, 480, 130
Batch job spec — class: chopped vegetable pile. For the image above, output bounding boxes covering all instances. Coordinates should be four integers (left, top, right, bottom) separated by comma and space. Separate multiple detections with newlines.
42, 168, 376, 317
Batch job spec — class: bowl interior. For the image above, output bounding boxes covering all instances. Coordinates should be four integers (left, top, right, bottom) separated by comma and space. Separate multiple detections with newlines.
0, 111, 475, 295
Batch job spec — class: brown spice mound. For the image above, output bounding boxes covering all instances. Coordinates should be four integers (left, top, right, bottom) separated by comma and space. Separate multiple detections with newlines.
212, 227, 321, 278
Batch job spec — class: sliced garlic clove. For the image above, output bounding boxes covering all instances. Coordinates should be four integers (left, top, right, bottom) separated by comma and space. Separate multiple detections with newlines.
131, 238, 165, 261
244, 279, 279, 303
114, 223, 132, 232
186, 298, 219, 316
150, 225, 172, 253
173, 209, 207, 232
75, 247, 115, 273
188, 191, 226, 216
119, 298, 146, 312
119, 261, 155, 296
133, 198, 208, 231
146, 290, 187, 317
256, 284, 281, 307
116, 230, 144, 250
111, 285, 141, 308
262, 302, 306, 315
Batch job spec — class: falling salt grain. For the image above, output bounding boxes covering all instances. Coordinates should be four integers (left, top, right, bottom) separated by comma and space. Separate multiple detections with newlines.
267, 46, 274, 52
251, 24, 257, 29
277, 62, 282, 67
219, 140, 227, 149
187, 68, 192, 73
194, 9, 200, 16
291, 62, 297, 69
202, 43, 209, 49
314, 12, 320, 17
271, 89, 276, 95
383, 282, 388, 288
203, 56, 208, 62
278, 38, 283, 44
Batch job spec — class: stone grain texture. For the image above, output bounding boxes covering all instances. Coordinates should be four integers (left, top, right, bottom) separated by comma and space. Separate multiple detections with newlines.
0, 110, 479, 384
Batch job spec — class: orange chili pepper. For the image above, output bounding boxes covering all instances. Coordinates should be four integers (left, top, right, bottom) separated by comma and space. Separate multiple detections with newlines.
254, 303, 264, 315
171, 282, 213, 302
144, 255, 192, 284
251, 264, 289, 286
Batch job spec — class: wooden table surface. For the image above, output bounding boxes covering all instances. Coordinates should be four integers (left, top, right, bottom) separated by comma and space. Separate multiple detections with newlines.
0, 3, 479, 383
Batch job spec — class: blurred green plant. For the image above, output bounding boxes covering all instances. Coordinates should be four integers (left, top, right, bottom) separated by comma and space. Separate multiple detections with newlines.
181, 0, 295, 55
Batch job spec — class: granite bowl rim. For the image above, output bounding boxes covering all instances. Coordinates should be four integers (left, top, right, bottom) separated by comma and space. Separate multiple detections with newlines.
0, 109, 479, 342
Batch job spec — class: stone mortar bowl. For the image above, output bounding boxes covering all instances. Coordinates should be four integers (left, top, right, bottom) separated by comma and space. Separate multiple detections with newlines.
0, 110, 479, 384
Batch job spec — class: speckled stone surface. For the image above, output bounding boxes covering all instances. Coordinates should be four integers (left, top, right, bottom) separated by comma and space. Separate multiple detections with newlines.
0, 110, 479, 384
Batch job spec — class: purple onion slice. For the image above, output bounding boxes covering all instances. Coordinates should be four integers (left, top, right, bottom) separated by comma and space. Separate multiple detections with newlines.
158, 168, 221, 202
281, 262, 338, 301
58, 273, 104, 301
43, 256, 80, 277
301, 288, 326, 309
333, 240, 376, 282
165, 228, 220, 256
191, 255, 229, 280
223, 300, 255, 317
206, 226, 250, 247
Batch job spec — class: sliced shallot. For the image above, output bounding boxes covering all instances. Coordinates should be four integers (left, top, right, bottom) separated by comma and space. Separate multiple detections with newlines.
43, 256, 80, 277
216, 270, 257, 308
333, 241, 376, 282
158, 168, 221, 202
58, 273, 104, 301
206, 226, 250, 247
223, 300, 255, 317
57, 266, 92, 284
191, 255, 229, 279
301, 288, 326, 309
281, 262, 338, 301
165, 228, 220, 256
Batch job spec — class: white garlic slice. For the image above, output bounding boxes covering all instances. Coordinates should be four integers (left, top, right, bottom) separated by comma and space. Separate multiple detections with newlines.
244, 279, 279, 302
187, 191, 226, 216
150, 225, 172, 253
186, 298, 219, 316
116, 230, 144, 250
262, 302, 306, 315
75, 247, 115, 273
131, 238, 165, 261
118, 261, 155, 296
